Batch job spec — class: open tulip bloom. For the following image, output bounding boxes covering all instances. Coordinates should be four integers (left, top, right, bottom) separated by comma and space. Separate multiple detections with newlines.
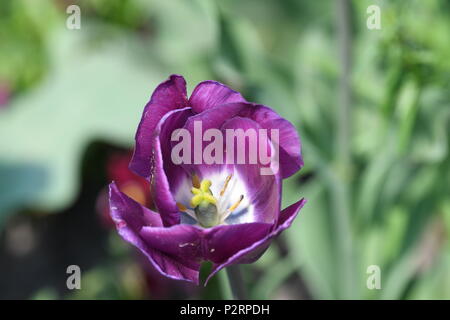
109, 75, 306, 285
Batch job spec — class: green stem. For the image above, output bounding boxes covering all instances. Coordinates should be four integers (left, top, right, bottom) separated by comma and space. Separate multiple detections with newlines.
220, 266, 247, 300
218, 269, 233, 300
334, 0, 356, 299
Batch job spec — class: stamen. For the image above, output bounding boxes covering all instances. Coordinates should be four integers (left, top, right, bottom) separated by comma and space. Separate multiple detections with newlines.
220, 195, 245, 223
177, 202, 197, 221
228, 195, 244, 213
192, 173, 200, 188
177, 202, 187, 212
220, 174, 233, 196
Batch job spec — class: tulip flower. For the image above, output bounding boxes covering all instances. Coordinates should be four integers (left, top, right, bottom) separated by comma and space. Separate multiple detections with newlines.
109, 75, 306, 284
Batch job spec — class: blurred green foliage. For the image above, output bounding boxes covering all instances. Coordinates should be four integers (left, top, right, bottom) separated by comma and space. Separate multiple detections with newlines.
0, 0, 449, 299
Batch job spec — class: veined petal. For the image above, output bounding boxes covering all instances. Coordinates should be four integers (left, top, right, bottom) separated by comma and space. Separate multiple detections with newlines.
189, 80, 246, 114
130, 74, 188, 179
109, 182, 201, 283
205, 198, 306, 284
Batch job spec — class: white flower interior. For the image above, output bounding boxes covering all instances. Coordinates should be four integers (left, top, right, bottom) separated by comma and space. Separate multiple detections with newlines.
174, 170, 254, 226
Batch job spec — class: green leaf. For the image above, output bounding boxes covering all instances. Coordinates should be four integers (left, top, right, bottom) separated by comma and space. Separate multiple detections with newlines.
283, 177, 336, 299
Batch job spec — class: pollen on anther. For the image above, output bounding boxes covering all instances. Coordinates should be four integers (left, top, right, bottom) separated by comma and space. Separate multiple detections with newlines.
228, 195, 244, 212
192, 173, 201, 188
177, 202, 187, 212
220, 174, 233, 196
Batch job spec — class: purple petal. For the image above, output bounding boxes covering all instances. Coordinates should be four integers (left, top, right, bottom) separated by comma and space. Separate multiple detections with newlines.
201, 222, 272, 264
109, 182, 163, 237
183, 102, 243, 135
240, 105, 303, 178
274, 198, 307, 229
183, 102, 302, 179
179, 103, 247, 178
130, 75, 188, 179
173, 114, 281, 224
189, 80, 246, 114
220, 117, 281, 224
140, 225, 202, 281
151, 107, 193, 227
205, 197, 306, 284
159, 107, 195, 194
109, 182, 201, 283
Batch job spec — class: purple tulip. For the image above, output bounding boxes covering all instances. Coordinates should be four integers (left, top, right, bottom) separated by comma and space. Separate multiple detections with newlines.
109, 75, 306, 284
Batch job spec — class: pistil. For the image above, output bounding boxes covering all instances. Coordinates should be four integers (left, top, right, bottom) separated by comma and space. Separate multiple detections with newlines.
177, 174, 245, 228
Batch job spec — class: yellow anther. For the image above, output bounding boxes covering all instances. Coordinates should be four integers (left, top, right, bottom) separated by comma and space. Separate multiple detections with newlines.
220, 174, 232, 196
200, 179, 212, 192
177, 202, 187, 212
191, 187, 201, 195
228, 195, 244, 213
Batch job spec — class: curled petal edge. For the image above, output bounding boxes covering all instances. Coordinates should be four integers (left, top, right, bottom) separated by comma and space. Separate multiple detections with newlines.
205, 197, 307, 285
109, 182, 201, 284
